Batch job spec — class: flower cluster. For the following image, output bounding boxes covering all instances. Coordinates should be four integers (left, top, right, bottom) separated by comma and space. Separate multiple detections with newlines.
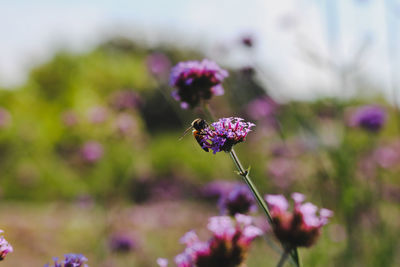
0, 230, 12, 261
219, 184, 257, 216
265, 193, 333, 248
170, 59, 228, 109
349, 105, 386, 132
200, 117, 255, 154
157, 214, 263, 267
44, 253, 88, 267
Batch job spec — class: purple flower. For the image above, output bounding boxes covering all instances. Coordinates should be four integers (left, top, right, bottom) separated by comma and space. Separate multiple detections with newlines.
170, 59, 228, 109
147, 52, 171, 80
109, 90, 141, 111
109, 234, 136, 253
200, 117, 255, 153
349, 105, 387, 132
265, 193, 333, 248
160, 215, 262, 267
219, 184, 257, 216
44, 253, 88, 267
0, 231, 12, 261
81, 141, 103, 163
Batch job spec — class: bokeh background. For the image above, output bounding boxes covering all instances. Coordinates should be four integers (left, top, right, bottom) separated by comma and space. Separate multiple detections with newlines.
0, 0, 399, 266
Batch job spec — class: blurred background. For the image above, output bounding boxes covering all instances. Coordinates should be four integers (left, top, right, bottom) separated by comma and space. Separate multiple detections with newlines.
0, 0, 399, 266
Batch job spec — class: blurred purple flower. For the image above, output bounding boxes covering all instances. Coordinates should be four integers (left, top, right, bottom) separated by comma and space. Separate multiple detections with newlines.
109, 234, 137, 253
267, 158, 297, 189
87, 106, 108, 124
81, 141, 103, 163
200, 117, 255, 154
0, 230, 12, 261
147, 52, 171, 80
348, 105, 386, 132
245, 96, 278, 121
219, 184, 257, 216
170, 59, 228, 109
109, 90, 141, 111
61, 110, 78, 127
200, 180, 236, 199
265, 193, 333, 248
0, 108, 11, 128
161, 214, 262, 267
44, 253, 88, 267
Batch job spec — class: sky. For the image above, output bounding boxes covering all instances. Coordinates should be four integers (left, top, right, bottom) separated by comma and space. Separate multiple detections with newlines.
1, 0, 400, 102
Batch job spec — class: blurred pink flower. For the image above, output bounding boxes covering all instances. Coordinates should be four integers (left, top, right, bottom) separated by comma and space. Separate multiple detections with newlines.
81, 141, 103, 163
61, 110, 78, 127
147, 52, 171, 80
0, 108, 11, 128
267, 157, 297, 189
373, 141, 400, 169
114, 113, 136, 135
245, 96, 278, 121
109, 90, 141, 111
87, 106, 108, 124
0, 230, 12, 261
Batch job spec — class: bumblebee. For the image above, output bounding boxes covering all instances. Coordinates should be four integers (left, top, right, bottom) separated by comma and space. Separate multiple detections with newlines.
180, 118, 209, 152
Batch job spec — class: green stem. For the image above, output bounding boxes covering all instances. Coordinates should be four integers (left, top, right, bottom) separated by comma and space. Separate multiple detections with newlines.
229, 148, 300, 267
229, 148, 272, 224
277, 249, 290, 267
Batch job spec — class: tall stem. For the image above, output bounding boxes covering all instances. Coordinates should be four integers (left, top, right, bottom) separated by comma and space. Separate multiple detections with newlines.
229, 148, 272, 224
229, 148, 300, 267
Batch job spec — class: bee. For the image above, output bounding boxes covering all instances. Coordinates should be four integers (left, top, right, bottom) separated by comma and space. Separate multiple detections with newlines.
180, 118, 209, 152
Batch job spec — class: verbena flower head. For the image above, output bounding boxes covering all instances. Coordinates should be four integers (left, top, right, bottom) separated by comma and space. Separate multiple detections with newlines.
158, 214, 262, 267
219, 184, 257, 216
265, 193, 333, 248
0, 230, 13, 261
44, 253, 88, 267
109, 234, 137, 253
201, 117, 255, 154
170, 59, 228, 109
349, 105, 386, 132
